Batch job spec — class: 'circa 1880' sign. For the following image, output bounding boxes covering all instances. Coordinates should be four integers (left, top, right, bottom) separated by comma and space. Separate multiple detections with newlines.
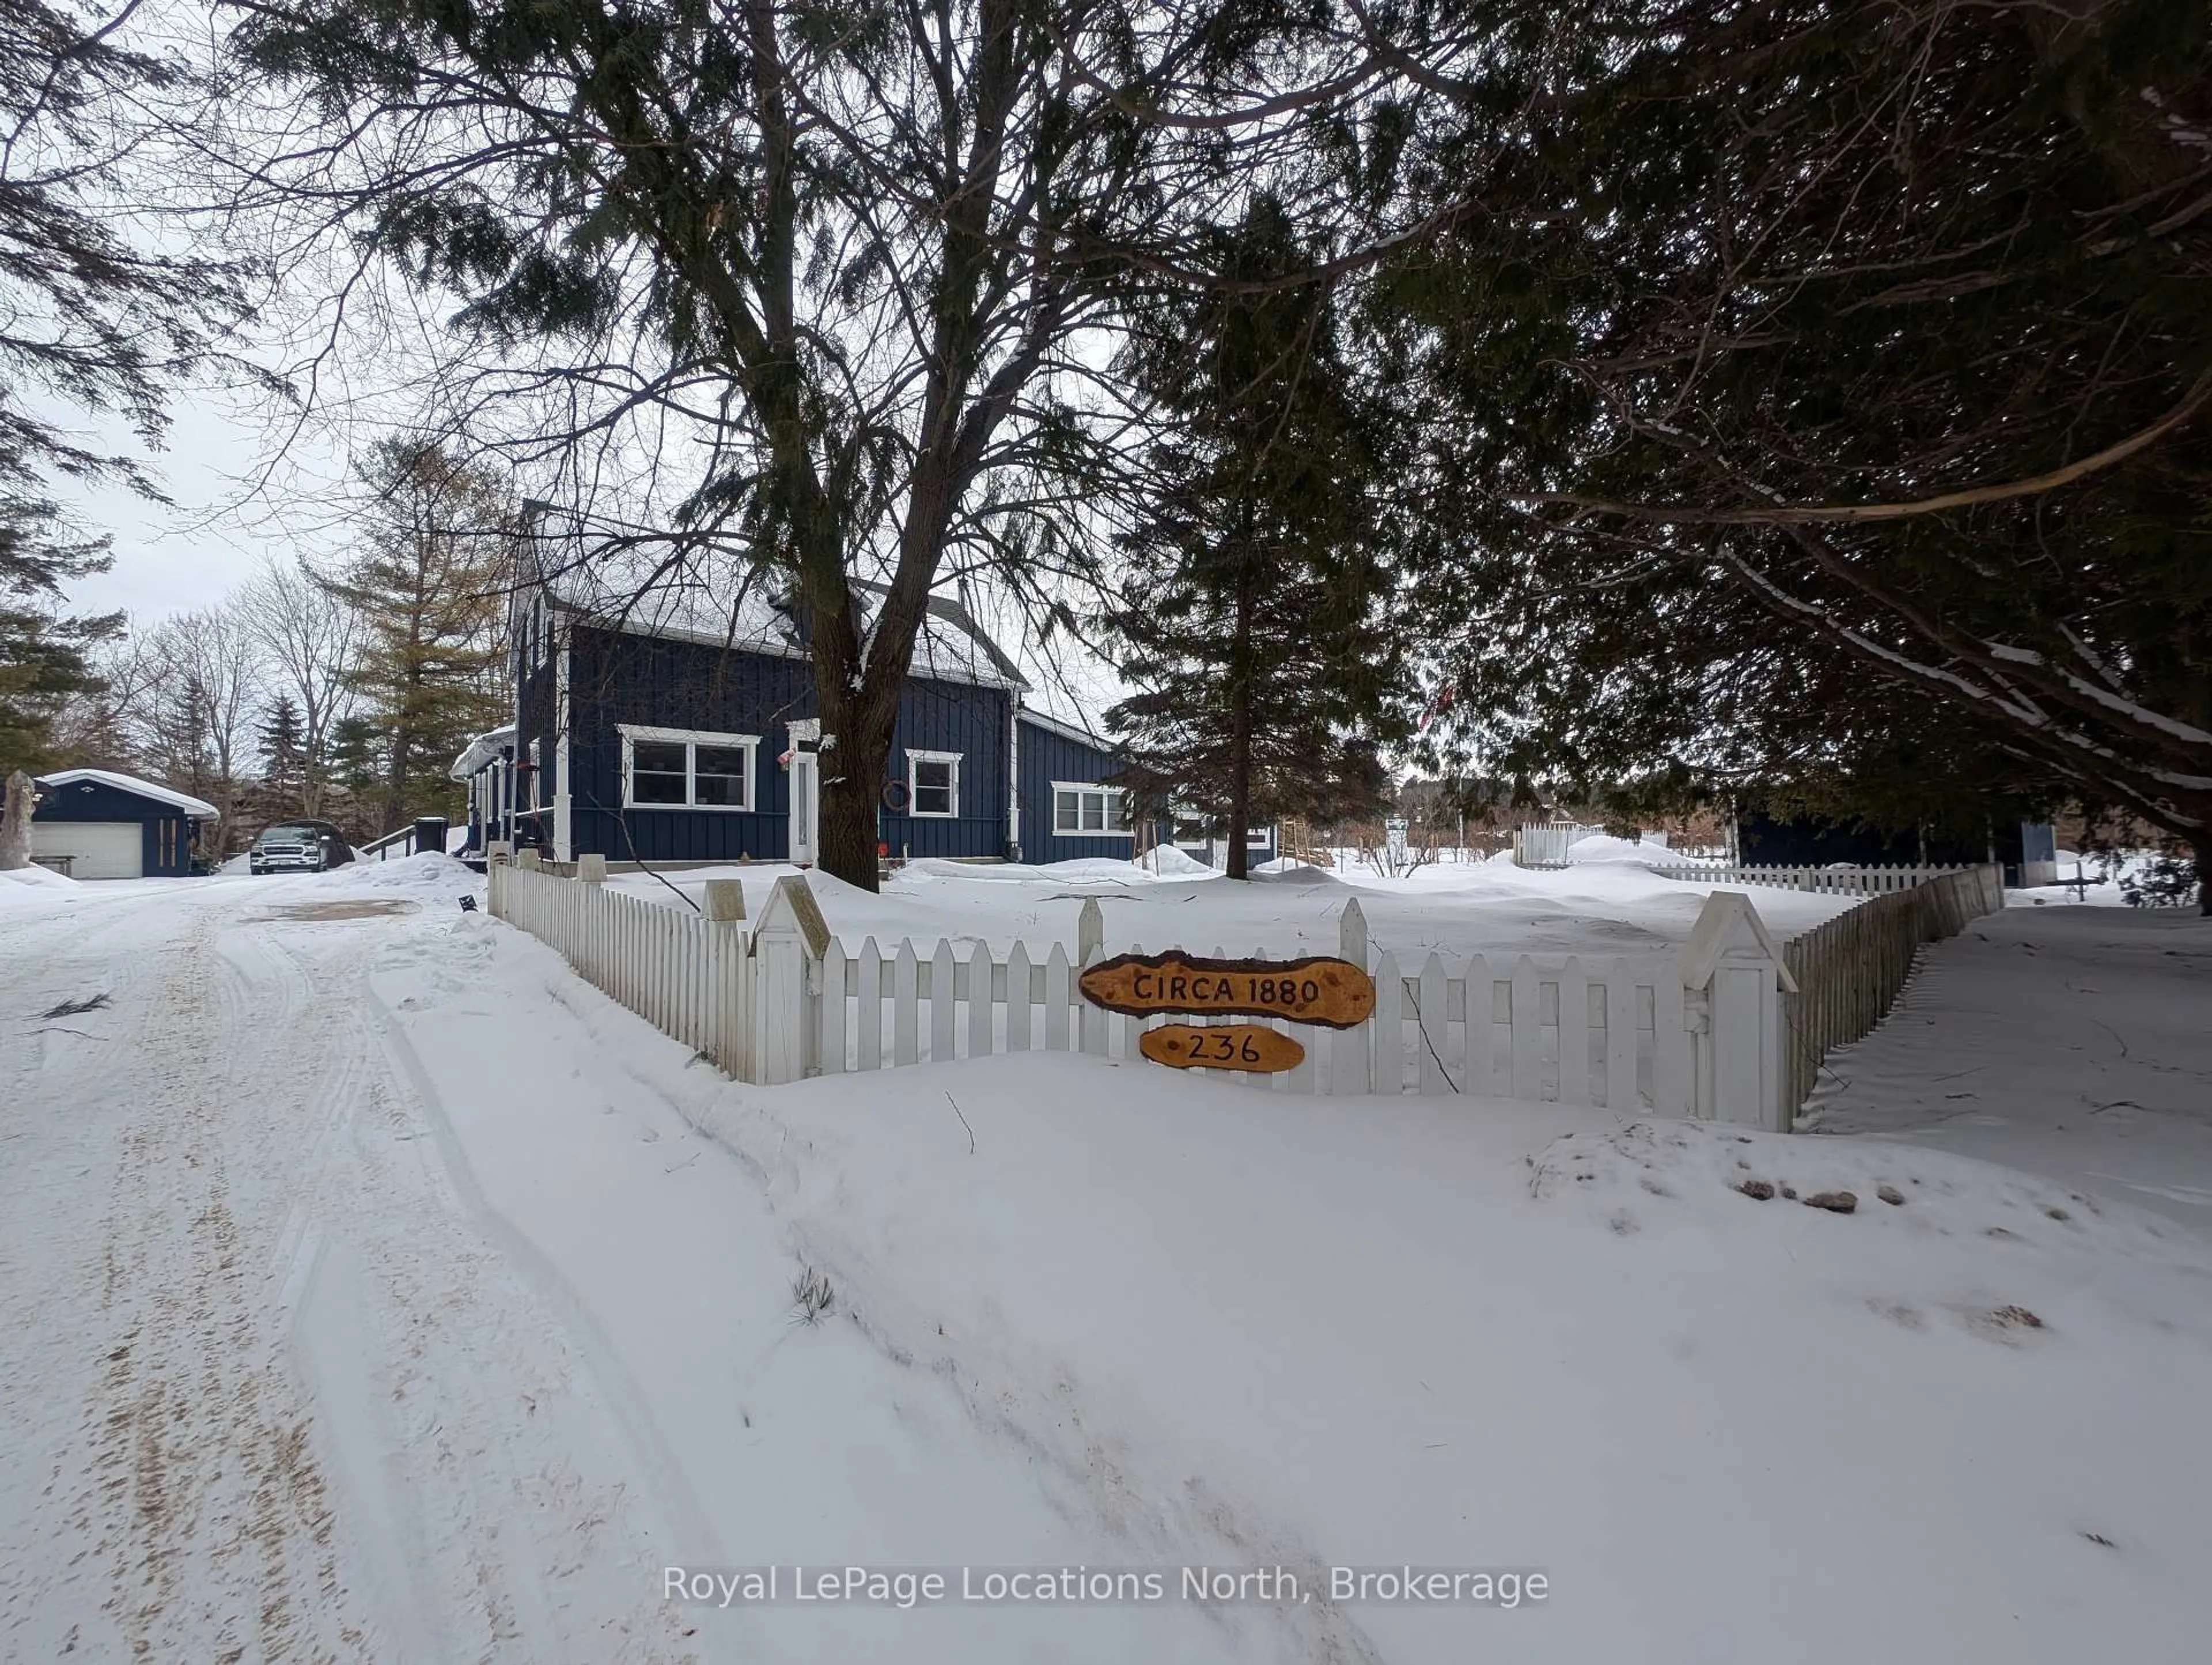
1078, 951, 1376, 1030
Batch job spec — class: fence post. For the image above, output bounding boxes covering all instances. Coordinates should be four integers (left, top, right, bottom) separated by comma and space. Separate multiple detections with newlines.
703, 879, 747, 1078
578, 852, 607, 884
1333, 898, 1371, 1095
1076, 899, 1106, 1054
753, 875, 828, 1084
518, 848, 542, 871
1677, 891, 1798, 1131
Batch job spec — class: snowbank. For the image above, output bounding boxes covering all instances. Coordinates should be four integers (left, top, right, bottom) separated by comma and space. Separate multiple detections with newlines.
605, 847, 1861, 959
0, 862, 79, 902
1137, 844, 1214, 877
694, 1053, 2212, 1664
1563, 831, 1679, 868
319, 851, 480, 896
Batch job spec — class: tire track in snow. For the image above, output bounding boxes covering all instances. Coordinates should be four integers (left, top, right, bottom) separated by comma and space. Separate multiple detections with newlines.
2, 887, 700, 1664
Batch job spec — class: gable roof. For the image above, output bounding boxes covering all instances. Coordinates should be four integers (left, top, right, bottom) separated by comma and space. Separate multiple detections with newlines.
1017, 705, 1120, 755
36, 768, 219, 819
535, 538, 1028, 690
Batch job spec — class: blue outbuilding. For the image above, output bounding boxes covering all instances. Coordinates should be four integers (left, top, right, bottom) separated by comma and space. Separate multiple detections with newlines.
31, 769, 217, 878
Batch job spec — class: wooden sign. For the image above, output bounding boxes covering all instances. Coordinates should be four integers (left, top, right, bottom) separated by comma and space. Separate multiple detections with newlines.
1079, 951, 1375, 1029
1139, 1023, 1305, 1074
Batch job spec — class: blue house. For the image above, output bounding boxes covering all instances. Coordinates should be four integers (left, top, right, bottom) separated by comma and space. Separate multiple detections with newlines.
31, 769, 217, 879
461, 546, 1145, 868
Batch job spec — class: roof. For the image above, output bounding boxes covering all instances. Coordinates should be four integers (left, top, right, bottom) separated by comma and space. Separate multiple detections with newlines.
535, 537, 1029, 690
36, 768, 219, 819
450, 725, 517, 782
1017, 705, 1120, 755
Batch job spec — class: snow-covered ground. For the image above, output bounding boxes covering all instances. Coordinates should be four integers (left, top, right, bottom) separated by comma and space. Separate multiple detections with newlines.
5, 855, 2210, 1662
603, 842, 1858, 960
1806, 903, 2212, 1231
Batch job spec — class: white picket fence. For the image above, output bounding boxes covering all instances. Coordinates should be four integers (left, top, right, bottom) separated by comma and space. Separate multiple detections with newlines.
808, 915, 1696, 1111
1646, 862, 1963, 896
487, 856, 1808, 1124
488, 856, 756, 1079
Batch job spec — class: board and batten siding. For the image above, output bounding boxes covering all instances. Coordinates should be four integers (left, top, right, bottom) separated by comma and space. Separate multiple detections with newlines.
31, 777, 201, 876
560, 623, 1013, 862
1015, 713, 1135, 863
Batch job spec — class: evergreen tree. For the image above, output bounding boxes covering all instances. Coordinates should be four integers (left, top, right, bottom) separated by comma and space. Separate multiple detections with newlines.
0, 495, 123, 773
1388, 0, 2212, 908
257, 694, 306, 807
1107, 202, 1410, 880
320, 440, 513, 832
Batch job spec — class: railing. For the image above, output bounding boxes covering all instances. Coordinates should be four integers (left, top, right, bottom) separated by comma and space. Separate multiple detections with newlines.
1779, 864, 2004, 1120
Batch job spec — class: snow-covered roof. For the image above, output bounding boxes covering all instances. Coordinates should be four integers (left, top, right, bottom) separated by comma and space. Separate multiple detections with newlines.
36, 768, 219, 819
449, 725, 517, 781
535, 539, 1028, 690
1017, 705, 1120, 755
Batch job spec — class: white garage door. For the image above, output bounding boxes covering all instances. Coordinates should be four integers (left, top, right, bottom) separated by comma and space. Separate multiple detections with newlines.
32, 822, 145, 880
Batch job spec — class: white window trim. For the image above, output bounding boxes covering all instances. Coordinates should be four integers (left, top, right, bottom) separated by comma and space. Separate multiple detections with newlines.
619, 724, 760, 812
906, 748, 962, 818
1051, 780, 1134, 838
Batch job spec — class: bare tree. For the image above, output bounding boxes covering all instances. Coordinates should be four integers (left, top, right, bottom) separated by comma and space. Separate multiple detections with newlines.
237, 559, 357, 815
127, 607, 263, 855
218, 0, 1471, 886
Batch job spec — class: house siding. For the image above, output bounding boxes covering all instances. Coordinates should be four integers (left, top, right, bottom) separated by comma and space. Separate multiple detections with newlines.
559, 624, 1013, 862
1016, 716, 1137, 864
32, 777, 201, 876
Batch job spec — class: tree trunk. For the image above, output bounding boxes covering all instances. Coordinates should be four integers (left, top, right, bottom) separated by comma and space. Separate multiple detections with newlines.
0, 771, 35, 871
1224, 566, 1256, 882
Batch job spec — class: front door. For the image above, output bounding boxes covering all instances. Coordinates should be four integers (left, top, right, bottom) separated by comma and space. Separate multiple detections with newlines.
789, 750, 819, 866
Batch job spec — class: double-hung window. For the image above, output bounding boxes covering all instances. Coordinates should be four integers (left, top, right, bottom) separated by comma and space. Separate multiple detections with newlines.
907, 750, 960, 818
1052, 782, 1132, 837
619, 725, 758, 811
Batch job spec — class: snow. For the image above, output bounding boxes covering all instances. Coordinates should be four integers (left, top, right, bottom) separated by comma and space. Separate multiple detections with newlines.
6, 862, 2210, 1662
1561, 831, 1687, 868
1806, 904, 2212, 1231
2008, 847, 2177, 907
34, 766, 220, 819
604, 851, 1865, 959
0, 861, 80, 903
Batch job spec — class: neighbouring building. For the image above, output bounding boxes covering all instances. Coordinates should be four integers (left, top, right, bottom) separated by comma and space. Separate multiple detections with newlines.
29, 769, 217, 879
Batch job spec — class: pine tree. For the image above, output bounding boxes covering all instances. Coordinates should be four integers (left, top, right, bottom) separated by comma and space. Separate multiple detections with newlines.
257, 694, 306, 807
320, 440, 513, 832
0, 495, 122, 773
1107, 202, 1409, 880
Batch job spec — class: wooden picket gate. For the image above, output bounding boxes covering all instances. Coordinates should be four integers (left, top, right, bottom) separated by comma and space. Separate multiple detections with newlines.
810, 924, 1695, 1111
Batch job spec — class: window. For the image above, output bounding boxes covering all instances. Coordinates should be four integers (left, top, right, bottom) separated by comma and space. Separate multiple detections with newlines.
1052, 782, 1133, 837
907, 750, 960, 818
620, 725, 759, 811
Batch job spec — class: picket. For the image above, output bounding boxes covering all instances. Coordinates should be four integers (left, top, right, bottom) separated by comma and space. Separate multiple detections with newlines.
857, 937, 884, 1071
1006, 943, 1033, 1051
1371, 951, 1404, 1092
1416, 953, 1449, 1096
1558, 959, 1590, 1107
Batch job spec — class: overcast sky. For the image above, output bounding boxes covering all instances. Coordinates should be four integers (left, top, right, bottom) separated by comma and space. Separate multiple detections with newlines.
51, 389, 354, 624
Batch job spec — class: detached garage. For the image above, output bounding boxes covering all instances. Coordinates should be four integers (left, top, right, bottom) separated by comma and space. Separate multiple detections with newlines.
32, 769, 217, 879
